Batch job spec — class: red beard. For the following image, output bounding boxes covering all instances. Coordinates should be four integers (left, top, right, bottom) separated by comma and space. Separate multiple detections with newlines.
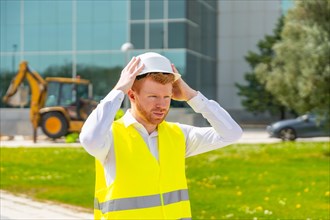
135, 100, 169, 126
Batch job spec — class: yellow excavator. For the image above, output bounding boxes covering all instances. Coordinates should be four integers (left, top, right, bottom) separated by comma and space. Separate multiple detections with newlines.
2, 61, 98, 143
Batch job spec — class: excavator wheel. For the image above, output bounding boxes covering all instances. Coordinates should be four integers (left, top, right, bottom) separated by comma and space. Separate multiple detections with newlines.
41, 112, 68, 139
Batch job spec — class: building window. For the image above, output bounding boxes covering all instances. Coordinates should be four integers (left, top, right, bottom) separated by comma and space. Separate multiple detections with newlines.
130, 0, 188, 49
131, 0, 145, 20
149, 23, 164, 49
150, 0, 163, 19
168, 22, 186, 48
131, 23, 145, 49
168, 0, 185, 18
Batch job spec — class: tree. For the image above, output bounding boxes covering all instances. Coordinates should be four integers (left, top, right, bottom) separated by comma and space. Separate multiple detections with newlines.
236, 16, 289, 119
256, 0, 330, 122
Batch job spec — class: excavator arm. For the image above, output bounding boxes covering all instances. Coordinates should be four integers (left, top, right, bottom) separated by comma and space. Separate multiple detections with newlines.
3, 61, 47, 142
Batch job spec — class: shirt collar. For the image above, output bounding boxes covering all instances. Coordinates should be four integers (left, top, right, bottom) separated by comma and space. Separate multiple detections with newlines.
122, 109, 138, 128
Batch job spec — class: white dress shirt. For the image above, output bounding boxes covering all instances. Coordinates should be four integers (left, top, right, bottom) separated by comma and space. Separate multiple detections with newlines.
80, 90, 243, 186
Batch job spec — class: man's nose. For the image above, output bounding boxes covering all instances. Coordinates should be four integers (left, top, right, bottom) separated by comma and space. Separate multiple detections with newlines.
156, 98, 167, 108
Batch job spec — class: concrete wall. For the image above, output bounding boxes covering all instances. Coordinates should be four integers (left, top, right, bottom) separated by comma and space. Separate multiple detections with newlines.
217, 0, 282, 116
0, 108, 38, 136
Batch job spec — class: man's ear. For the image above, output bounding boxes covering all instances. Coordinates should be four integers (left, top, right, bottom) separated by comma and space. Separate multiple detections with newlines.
127, 89, 135, 102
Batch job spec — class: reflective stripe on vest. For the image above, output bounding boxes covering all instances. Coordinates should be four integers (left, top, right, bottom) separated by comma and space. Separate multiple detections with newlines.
95, 189, 189, 213
163, 189, 189, 205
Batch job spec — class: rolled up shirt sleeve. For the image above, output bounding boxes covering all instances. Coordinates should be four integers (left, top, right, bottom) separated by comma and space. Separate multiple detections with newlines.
79, 89, 124, 163
183, 92, 243, 157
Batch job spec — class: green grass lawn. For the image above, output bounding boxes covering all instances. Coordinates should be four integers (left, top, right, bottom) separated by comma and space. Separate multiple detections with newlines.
1, 142, 329, 219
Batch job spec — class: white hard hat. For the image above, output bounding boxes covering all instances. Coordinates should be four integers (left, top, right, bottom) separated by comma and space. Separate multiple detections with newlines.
137, 52, 181, 81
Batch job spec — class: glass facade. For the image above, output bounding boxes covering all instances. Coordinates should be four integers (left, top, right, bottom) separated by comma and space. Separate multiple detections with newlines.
129, 0, 217, 100
1, 0, 217, 105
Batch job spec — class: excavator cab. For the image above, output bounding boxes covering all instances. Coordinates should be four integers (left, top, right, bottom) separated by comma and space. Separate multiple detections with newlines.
39, 77, 97, 139
45, 79, 89, 119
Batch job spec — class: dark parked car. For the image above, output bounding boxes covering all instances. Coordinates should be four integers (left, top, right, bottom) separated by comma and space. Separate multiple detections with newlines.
266, 114, 329, 141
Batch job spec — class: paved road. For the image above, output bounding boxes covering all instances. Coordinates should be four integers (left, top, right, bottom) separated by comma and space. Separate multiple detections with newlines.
237, 128, 329, 144
1, 129, 328, 219
0, 190, 93, 220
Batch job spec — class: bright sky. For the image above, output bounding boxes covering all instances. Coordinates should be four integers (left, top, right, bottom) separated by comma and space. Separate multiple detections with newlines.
281, 0, 295, 13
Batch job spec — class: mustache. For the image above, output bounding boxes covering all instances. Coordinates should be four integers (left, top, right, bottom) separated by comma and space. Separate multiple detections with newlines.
151, 108, 168, 112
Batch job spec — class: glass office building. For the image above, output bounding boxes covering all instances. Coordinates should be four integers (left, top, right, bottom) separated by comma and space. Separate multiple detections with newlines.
0, 0, 217, 103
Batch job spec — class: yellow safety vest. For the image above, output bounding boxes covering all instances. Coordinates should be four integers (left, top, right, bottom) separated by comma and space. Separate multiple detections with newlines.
94, 119, 192, 219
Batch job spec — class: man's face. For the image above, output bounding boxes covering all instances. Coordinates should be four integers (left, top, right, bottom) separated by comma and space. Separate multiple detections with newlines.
130, 77, 172, 126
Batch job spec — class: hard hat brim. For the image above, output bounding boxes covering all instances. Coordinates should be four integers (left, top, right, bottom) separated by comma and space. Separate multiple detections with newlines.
138, 70, 181, 81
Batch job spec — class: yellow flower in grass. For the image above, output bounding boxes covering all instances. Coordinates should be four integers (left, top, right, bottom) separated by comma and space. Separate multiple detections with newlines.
296, 204, 301, 209
236, 191, 242, 196
225, 213, 234, 218
325, 191, 330, 197
264, 210, 272, 215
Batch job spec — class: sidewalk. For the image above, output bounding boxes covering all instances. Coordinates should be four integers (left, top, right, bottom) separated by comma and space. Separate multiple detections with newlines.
0, 135, 82, 148
0, 190, 93, 220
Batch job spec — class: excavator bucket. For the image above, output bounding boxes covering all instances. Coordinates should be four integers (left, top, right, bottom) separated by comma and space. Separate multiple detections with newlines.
5, 85, 29, 107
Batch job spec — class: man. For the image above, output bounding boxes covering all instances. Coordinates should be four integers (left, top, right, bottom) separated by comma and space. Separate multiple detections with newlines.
80, 52, 243, 219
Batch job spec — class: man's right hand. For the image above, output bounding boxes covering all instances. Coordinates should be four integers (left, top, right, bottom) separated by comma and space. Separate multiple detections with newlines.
114, 57, 144, 94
